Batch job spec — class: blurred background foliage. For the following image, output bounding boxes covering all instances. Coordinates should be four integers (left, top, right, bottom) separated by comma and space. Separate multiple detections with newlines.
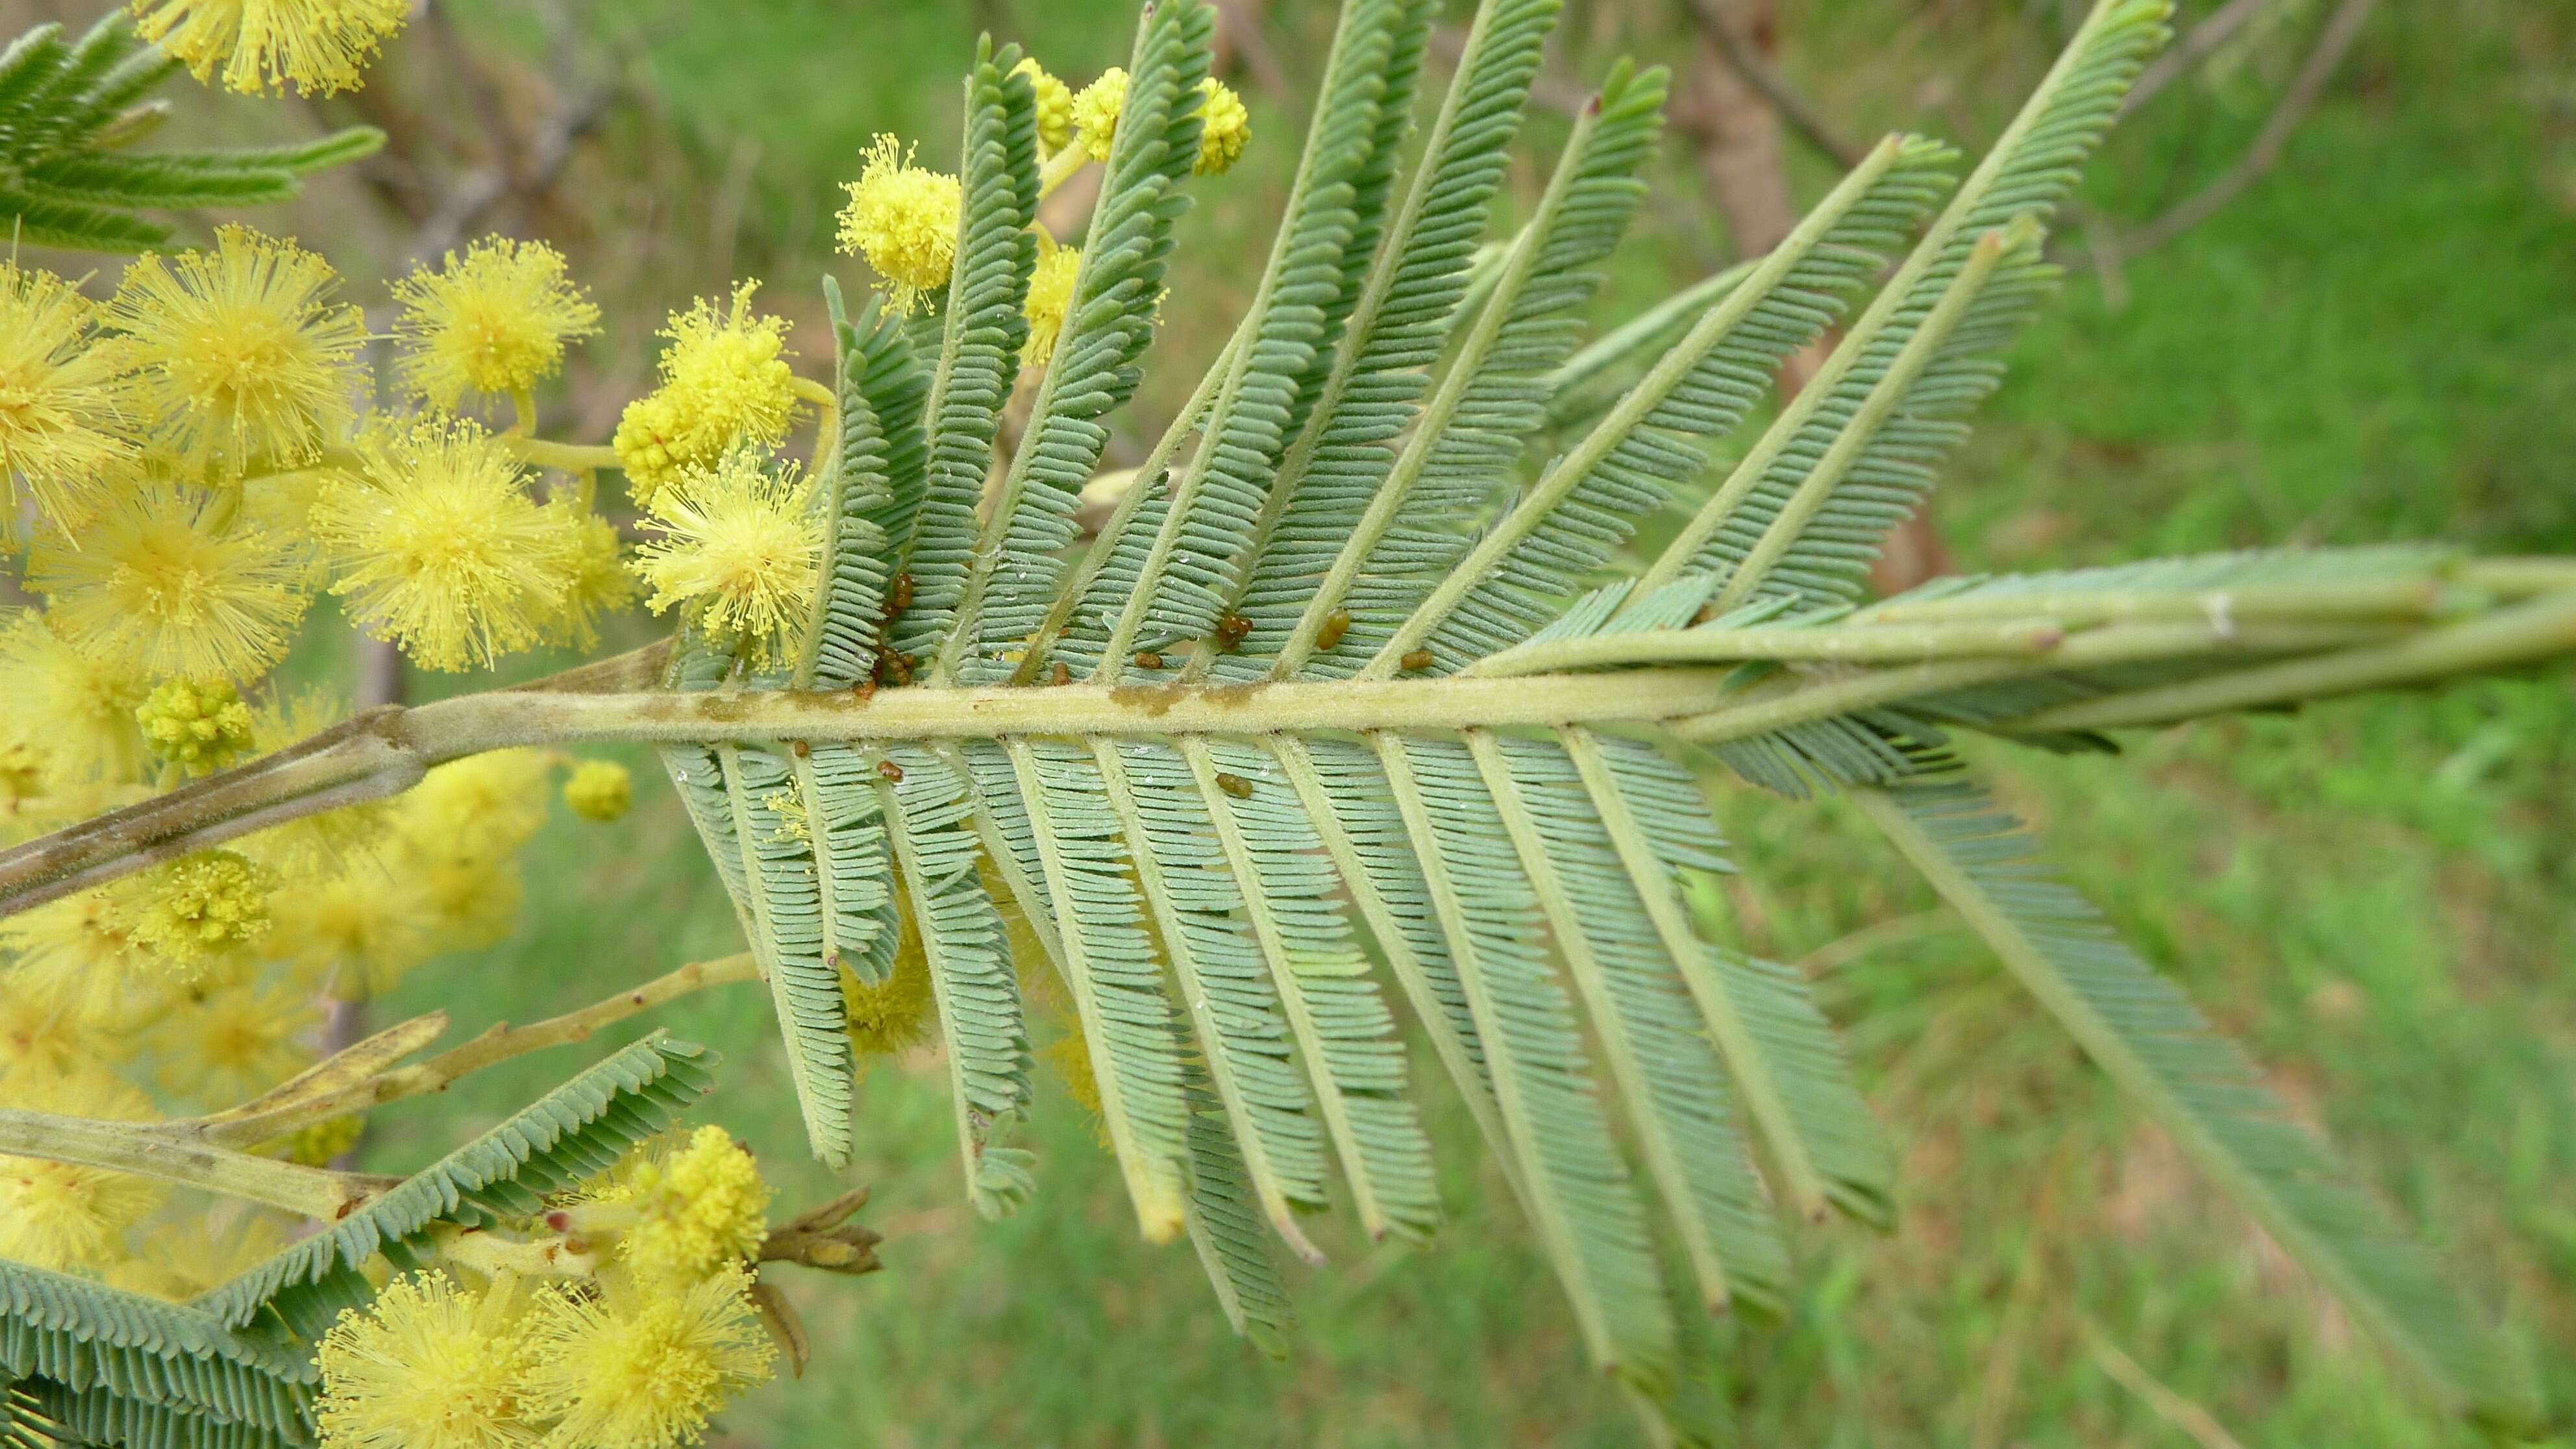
18, 0, 2573, 1442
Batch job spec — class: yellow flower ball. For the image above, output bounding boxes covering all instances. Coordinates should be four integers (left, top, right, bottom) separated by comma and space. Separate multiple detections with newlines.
316, 1270, 537, 1449
562, 759, 634, 822
314, 415, 582, 673
0, 260, 132, 531
103, 224, 366, 477
1072, 67, 1129, 162
129, 0, 410, 96
0, 1069, 167, 1272
630, 451, 822, 665
523, 1266, 775, 1449
613, 284, 802, 499
23, 484, 310, 682
392, 238, 601, 410
836, 135, 963, 316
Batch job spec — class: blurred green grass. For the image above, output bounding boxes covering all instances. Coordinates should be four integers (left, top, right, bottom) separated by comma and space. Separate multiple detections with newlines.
352, 1, 2576, 1443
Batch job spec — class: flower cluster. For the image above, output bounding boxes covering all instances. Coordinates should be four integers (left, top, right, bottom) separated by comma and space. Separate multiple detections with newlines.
316, 1128, 780, 1449
835, 55, 1249, 362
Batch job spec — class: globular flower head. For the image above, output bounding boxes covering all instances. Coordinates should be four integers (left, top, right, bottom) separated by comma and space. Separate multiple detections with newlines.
1013, 56, 1074, 154
841, 952, 934, 1060
562, 760, 633, 823
1194, 77, 1250, 177
0, 1069, 167, 1272
523, 1266, 775, 1449
0, 610, 152, 787
593, 1126, 772, 1286
0, 987, 114, 1090
1072, 67, 1128, 162
613, 284, 801, 500
136, 676, 258, 776
145, 974, 316, 1103
393, 238, 601, 410
316, 1270, 539, 1449
399, 749, 554, 861
314, 415, 582, 673
266, 853, 438, 1000
129, 849, 276, 974
129, 0, 410, 97
24, 484, 309, 685
0, 260, 133, 531
0, 887, 164, 1027
836, 136, 963, 316
631, 451, 821, 665
542, 502, 636, 651
104, 225, 366, 475
1021, 242, 1082, 372
111, 1209, 292, 1302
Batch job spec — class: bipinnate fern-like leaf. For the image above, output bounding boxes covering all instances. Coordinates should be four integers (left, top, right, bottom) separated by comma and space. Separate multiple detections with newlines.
0, 14, 381, 253
622, 0, 2566, 1430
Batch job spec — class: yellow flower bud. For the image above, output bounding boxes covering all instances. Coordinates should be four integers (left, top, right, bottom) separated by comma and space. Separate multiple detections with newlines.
1014, 57, 1074, 155
562, 759, 634, 822
1195, 77, 1250, 177
135, 678, 257, 777
1072, 67, 1129, 162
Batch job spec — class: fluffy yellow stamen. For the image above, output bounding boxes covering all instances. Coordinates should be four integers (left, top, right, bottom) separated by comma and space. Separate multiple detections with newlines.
1072, 67, 1128, 162
103, 224, 366, 476
631, 452, 821, 665
145, 976, 316, 1102
0, 1070, 167, 1272
561, 759, 633, 822
316, 414, 582, 673
0, 610, 151, 787
392, 238, 601, 411
612, 284, 802, 501
1195, 77, 1250, 177
595, 1126, 773, 1287
544, 502, 636, 651
129, 0, 409, 97
23, 485, 310, 681
836, 136, 963, 316
523, 1267, 775, 1449
316, 1270, 538, 1449
0, 261, 132, 531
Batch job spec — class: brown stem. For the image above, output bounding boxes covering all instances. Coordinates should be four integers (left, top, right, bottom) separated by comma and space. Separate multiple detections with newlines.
180, 952, 762, 1149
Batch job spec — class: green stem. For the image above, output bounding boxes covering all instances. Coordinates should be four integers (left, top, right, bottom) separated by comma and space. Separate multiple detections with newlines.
505, 436, 623, 473
0, 1109, 395, 1219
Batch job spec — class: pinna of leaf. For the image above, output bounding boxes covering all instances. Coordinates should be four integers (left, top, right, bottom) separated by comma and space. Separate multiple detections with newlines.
0, 0, 2571, 1444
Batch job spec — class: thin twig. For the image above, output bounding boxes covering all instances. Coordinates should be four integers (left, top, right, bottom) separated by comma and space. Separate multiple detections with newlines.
1681, 0, 1867, 169
183, 952, 764, 1148
2119, 0, 2273, 119
2084, 1320, 2251, 1449
2098, 0, 2378, 266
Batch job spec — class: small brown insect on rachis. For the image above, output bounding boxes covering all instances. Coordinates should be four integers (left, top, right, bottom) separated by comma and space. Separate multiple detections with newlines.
1132, 649, 1164, 670
886, 571, 913, 615
1050, 661, 1072, 686
1213, 771, 1254, 799
875, 759, 905, 784
1400, 647, 1434, 671
1213, 612, 1252, 649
